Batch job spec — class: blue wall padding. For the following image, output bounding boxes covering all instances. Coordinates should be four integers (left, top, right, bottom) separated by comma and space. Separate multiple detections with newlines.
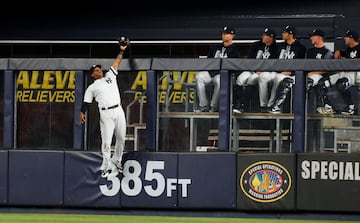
0, 150, 8, 204
63, 151, 121, 208
8, 150, 64, 206
178, 152, 237, 209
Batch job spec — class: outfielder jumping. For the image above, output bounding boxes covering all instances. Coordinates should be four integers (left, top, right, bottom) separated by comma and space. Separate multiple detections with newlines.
80, 38, 129, 178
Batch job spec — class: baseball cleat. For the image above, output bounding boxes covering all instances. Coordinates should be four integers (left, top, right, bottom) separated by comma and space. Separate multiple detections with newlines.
112, 159, 123, 173
341, 104, 355, 115
232, 108, 243, 114
316, 104, 335, 115
194, 105, 209, 112
101, 169, 111, 178
268, 105, 281, 114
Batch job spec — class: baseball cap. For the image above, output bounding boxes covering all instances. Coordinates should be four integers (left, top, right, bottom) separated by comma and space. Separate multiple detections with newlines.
263, 27, 276, 37
89, 64, 102, 74
310, 29, 325, 38
283, 25, 296, 35
222, 26, 236, 35
344, 30, 359, 41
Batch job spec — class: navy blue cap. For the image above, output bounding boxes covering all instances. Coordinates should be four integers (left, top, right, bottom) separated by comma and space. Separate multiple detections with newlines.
283, 25, 296, 35
263, 27, 276, 37
222, 26, 235, 34
89, 64, 102, 73
310, 29, 325, 38
345, 30, 359, 41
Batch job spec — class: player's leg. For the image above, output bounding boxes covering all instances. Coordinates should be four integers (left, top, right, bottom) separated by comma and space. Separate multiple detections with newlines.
315, 74, 338, 114
337, 72, 357, 115
307, 73, 323, 89
307, 73, 323, 112
246, 72, 260, 111
233, 71, 252, 113
195, 71, 212, 111
266, 72, 284, 109
99, 111, 116, 177
113, 107, 127, 172
258, 71, 275, 111
210, 74, 220, 112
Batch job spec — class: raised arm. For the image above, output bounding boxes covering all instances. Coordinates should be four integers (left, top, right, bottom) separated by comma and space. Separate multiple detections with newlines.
112, 45, 128, 71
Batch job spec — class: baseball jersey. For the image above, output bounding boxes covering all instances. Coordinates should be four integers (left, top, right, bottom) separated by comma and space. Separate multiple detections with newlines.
247, 39, 278, 59
208, 43, 241, 59
208, 43, 240, 76
339, 43, 360, 58
306, 46, 334, 59
83, 67, 121, 109
278, 40, 306, 59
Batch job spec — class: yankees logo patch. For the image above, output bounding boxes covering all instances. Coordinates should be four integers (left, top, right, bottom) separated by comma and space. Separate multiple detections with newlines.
105, 77, 112, 84
316, 53, 323, 59
350, 50, 358, 58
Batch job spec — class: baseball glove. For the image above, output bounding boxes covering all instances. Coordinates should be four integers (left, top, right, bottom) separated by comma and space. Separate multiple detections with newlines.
118, 36, 130, 47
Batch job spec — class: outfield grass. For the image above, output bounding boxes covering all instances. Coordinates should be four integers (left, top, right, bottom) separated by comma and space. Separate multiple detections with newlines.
0, 213, 360, 223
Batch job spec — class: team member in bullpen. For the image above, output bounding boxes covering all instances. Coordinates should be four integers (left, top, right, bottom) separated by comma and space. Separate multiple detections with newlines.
194, 25, 241, 112
305, 29, 334, 114
261, 25, 306, 113
233, 27, 278, 113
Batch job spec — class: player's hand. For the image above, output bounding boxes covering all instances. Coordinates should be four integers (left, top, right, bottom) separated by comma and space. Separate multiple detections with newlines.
281, 71, 292, 76
80, 112, 86, 124
120, 45, 127, 52
118, 36, 129, 53
334, 50, 341, 59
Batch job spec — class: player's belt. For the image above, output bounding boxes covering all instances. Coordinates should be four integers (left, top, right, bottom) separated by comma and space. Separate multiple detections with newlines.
101, 104, 119, 110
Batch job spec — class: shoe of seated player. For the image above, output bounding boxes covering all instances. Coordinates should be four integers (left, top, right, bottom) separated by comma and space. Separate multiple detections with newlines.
194, 105, 209, 112
232, 108, 244, 114
316, 104, 335, 115
268, 105, 281, 114
260, 107, 269, 113
341, 104, 355, 115
209, 106, 218, 112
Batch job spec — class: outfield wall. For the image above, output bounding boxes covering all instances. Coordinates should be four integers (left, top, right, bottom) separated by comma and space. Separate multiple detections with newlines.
1, 150, 359, 212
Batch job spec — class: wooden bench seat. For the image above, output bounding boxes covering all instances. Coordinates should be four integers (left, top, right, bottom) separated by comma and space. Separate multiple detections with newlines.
323, 125, 360, 153
208, 128, 291, 152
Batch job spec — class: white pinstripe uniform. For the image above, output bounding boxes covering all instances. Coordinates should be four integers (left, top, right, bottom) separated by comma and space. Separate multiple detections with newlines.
83, 66, 126, 177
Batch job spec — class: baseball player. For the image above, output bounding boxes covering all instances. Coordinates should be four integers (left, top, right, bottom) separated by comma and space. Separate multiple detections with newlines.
195, 25, 241, 112
233, 27, 278, 113
80, 40, 128, 178
264, 25, 306, 113
305, 29, 335, 113
319, 29, 360, 115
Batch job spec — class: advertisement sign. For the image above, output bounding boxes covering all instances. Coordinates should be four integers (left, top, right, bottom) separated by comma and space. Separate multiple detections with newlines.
297, 153, 360, 212
16, 70, 75, 103
237, 153, 296, 210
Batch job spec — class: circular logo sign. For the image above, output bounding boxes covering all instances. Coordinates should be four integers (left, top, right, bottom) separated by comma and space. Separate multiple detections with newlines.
240, 161, 291, 203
